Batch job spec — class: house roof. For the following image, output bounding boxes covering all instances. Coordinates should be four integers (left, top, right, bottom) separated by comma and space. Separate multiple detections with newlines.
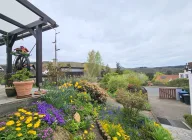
156, 75, 179, 82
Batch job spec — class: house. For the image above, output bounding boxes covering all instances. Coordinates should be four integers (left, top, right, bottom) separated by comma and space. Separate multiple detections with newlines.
60, 66, 84, 77
155, 75, 179, 83
179, 62, 192, 79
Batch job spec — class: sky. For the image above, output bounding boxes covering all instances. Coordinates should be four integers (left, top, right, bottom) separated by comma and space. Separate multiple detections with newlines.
1, 0, 192, 68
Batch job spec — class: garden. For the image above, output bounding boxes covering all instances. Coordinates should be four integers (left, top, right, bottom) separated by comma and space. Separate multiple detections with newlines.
0, 50, 174, 140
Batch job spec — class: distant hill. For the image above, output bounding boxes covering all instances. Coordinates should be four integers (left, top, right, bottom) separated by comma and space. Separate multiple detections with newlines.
0, 61, 185, 75
124, 65, 185, 74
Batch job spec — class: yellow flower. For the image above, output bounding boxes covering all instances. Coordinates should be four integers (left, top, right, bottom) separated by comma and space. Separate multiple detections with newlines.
84, 92, 87, 94
34, 117, 38, 120
34, 120, 40, 128
25, 116, 32, 124
91, 124, 94, 128
16, 120, 20, 124
14, 112, 21, 117
20, 116, 25, 121
84, 130, 88, 134
90, 128, 92, 131
154, 122, 160, 127
77, 86, 82, 89
6, 120, 15, 126
117, 132, 121, 136
0, 127, 5, 131
39, 114, 46, 118
34, 113, 38, 116
70, 96, 73, 98
17, 133, 23, 137
70, 100, 74, 103
27, 123, 33, 128
18, 109, 27, 113
15, 127, 21, 131
25, 112, 32, 115
16, 123, 21, 127
28, 130, 37, 135
112, 137, 118, 140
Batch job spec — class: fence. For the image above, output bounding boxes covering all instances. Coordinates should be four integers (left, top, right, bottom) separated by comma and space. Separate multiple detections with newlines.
159, 88, 176, 99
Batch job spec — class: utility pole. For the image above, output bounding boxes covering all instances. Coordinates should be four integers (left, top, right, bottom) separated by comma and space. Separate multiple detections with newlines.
53, 32, 60, 66
52, 31, 60, 85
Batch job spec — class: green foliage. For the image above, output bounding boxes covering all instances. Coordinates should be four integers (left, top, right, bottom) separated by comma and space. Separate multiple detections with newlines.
167, 78, 189, 88
116, 89, 147, 118
79, 81, 107, 103
152, 72, 164, 82
105, 64, 111, 74
10, 68, 32, 81
100, 72, 118, 89
116, 62, 123, 74
105, 72, 149, 93
46, 62, 65, 84
140, 120, 173, 140
64, 119, 80, 134
153, 81, 165, 86
85, 132, 96, 140
183, 114, 192, 127
144, 102, 151, 111
108, 75, 127, 93
84, 50, 103, 78
146, 73, 154, 81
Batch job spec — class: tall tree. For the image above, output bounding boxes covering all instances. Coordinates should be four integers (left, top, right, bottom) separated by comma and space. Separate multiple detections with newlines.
105, 64, 111, 74
116, 62, 123, 74
84, 50, 103, 77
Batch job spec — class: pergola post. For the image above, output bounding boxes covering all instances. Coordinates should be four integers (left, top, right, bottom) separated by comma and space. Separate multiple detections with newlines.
36, 25, 42, 87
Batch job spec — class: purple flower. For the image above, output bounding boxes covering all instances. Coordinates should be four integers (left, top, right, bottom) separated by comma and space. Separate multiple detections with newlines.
0, 122, 5, 127
38, 127, 54, 140
34, 101, 65, 125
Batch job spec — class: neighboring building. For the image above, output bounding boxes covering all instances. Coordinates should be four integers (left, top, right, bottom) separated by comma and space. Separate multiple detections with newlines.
155, 75, 179, 83
179, 70, 189, 79
60, 67, 84, 77
179, 62, 192, 79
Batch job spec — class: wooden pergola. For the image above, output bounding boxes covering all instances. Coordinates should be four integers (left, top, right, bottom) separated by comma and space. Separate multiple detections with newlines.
0, 0, 58, 87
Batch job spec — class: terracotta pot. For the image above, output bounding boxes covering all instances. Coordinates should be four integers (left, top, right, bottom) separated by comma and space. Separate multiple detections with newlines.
5, 87, 17, 97
13, 80, 34, 97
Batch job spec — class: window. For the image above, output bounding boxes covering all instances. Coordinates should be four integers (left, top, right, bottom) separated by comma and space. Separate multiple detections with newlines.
186, 74, 188, 78
180, 74, 183, 78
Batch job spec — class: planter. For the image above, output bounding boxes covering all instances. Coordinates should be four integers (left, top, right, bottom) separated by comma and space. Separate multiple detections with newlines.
5, 87, 17, 97
13, 80, 34, 97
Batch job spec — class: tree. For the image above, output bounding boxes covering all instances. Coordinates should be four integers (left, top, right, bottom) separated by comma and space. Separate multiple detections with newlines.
105, 64, 111, 74
166, 70, 172, 75
116, 62, 123, 74
84, 50, 103, 77
146, 73, 154, 81
152, 72, 164, 82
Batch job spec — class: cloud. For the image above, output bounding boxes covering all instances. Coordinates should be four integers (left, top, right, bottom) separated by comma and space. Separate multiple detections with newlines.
1, 0, 192, 68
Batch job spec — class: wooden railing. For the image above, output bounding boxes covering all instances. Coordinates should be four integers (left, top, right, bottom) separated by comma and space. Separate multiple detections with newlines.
159, 88, 176, 99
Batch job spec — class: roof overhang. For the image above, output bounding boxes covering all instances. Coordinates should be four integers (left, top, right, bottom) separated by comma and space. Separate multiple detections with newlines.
0, 0, 58, 46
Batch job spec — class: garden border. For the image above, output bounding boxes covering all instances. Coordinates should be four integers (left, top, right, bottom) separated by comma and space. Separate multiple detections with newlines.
96, 120, 111, 140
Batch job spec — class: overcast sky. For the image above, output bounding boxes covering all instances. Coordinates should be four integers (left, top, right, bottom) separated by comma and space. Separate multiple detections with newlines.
1, 0, 192, 68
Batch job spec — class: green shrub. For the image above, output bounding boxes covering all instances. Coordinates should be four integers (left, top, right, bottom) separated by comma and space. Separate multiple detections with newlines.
79, 81, 107, 103
100, 72, 118, 89
153, 81, 165, 86
116, 89, 147, 117
183, 114, 192, 127
140, 120, 173, 140
167, 78, 189, 87
108, 75, 127, 93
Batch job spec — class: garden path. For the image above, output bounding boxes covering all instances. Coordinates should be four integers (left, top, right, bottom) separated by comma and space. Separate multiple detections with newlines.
145, 86, 192, 140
